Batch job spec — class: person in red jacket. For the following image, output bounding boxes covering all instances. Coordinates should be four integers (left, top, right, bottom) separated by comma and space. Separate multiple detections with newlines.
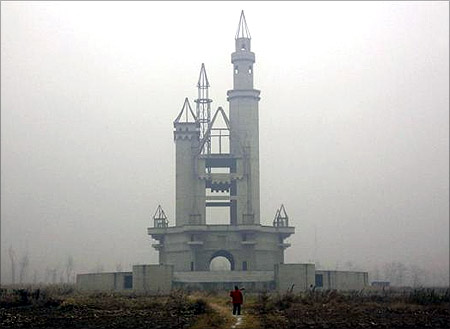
229, 286, 243, 315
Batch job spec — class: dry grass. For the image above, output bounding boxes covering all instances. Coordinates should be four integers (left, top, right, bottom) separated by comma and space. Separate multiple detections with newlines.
1, 286, 209, 329
1, 286, 449, 328
245, 289, 450, 329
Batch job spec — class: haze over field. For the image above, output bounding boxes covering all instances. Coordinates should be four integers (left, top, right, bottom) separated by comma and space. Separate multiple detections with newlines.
1, 1, 448, 286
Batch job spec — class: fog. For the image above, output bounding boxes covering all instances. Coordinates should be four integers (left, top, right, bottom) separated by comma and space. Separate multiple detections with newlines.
1, 1, 448, 286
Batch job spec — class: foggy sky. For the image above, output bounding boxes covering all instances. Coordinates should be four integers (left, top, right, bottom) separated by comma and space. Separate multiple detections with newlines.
1, 1, 449, 285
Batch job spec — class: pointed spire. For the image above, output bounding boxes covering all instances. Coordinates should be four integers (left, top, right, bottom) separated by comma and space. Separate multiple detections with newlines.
235, 10, 251, 40
273, 204, 289, 227
152, 205, 169, 228
197, 63, 210, 88
174, 98, 197, 124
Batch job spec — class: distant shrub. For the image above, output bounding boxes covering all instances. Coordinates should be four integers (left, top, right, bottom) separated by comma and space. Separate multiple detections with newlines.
0, 288, 63, 308
192, 298, 209, 314
408, 288, 450, 305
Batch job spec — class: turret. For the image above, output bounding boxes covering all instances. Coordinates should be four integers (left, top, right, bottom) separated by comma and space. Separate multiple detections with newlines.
174, 98, 204, 226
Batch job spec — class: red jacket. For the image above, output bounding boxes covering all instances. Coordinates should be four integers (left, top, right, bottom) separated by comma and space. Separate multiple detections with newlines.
230, 289, 243, 304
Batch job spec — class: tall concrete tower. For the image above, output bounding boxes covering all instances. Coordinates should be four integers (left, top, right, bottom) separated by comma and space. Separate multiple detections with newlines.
148, 11, 294, 275
228, 11, 261, 225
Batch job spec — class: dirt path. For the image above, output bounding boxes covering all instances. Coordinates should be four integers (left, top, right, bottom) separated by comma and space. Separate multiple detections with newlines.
230, 315, 243, 328
208, 301, 243, 329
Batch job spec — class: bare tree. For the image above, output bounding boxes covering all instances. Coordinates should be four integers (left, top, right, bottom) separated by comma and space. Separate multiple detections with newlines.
8, 245, 16, 284
59, 269, 65, 283
383, 261, 407, 286
383, 262, 396, 284
65, 256, 74, 283
51, 268, 57, 284
371, 265, 381, 281
409, 264, 425, 288
19, 252, 29, 284
396, 262, 407, 286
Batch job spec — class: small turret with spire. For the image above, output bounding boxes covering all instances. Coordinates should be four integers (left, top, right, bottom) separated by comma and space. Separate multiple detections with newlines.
235, 10, 251, 50
231, 10, 255, 90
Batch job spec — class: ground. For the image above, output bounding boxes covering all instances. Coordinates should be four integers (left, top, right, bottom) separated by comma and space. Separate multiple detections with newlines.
1, 285, 449, 328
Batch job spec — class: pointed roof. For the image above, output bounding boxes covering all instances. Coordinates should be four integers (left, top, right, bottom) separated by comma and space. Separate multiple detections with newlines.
174, 98, 197, 124
152, 204, 169, 228
152, 205, 168, 221
273, 204, 289, 227
235, 10, 251, 39
198, 107, 230, 152
279, 204, 289, 219
197, 63, 210, 88
210, 107, 230, 129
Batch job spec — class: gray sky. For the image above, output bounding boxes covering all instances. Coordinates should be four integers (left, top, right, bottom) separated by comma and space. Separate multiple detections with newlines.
1, 1, 449, 285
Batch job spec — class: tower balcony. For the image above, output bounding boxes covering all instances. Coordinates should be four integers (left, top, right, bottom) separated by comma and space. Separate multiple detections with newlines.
198, 173, 243, 183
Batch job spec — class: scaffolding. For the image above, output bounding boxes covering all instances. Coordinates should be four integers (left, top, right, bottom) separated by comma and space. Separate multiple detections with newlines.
194, 63, 212, 155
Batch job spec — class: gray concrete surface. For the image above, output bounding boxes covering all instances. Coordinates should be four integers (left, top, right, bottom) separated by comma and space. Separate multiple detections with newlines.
76, 272, 132, 292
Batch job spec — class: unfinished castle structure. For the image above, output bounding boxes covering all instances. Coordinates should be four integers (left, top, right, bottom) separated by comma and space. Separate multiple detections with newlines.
147, 11, 294, 274
77, 11, 369, 293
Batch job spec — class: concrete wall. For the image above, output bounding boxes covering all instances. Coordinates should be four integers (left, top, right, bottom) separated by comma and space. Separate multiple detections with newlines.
76, 272, 132, 292
132, 264, 173, 294
315, 270, 368, 291
275, 263, 315, 292
173, 270, 274, 292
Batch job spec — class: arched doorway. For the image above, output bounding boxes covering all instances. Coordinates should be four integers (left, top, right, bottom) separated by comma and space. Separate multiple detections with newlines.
209, 250, 235, 271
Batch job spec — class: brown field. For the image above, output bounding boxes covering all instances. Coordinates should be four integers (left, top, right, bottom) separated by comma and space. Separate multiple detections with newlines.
1, 285, 449, 328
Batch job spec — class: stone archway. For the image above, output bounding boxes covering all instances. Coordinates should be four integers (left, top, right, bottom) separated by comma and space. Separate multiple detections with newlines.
209, 250, 235, 271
